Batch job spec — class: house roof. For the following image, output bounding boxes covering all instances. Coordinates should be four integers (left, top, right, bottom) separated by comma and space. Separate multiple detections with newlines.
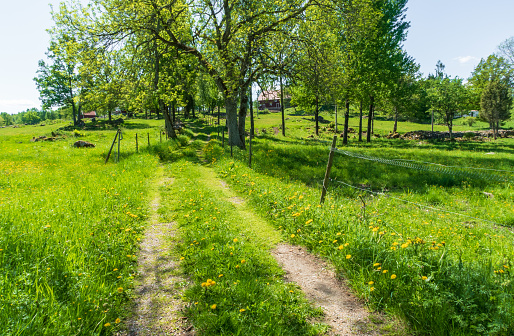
258, 90, 280, 101
83, 111, 97, 117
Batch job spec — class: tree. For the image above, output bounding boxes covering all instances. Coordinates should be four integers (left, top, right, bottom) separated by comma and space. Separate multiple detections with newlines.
468, 55, 513, 112
33, 13, 92, 128
340, 0, 412, 142
62, 0, 315, 148
0, 112, 13, 126
428, 74, 468, 138
480, 80, 512, 139
497, 36, 514, 65
290, 5, 340, 137
388, 68, 419, 133
21, 108, 42, 125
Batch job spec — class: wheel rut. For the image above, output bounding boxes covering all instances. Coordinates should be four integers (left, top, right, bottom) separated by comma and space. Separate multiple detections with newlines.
118, 173, 193, 336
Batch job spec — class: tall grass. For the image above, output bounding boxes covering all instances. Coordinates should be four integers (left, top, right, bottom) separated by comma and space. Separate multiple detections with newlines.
200, 130, 514, 335
0, 125, 159, 335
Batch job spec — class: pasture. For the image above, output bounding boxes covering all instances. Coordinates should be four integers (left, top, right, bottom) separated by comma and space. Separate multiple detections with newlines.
1, 112, 514, 335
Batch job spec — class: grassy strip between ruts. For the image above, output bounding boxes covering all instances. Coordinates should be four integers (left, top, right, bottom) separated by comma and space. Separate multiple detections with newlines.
159, 160, 328, 335
211, 155, 514, 336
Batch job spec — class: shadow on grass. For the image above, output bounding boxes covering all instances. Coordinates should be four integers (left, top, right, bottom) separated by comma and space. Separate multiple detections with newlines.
239, 138, 514, 196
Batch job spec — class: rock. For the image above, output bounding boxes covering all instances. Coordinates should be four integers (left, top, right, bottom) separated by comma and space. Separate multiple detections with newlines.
482, 192, 494, 198
73, 140, 95, 148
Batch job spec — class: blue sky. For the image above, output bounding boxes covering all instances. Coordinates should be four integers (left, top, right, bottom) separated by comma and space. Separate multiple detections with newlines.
1, 0, 513, 114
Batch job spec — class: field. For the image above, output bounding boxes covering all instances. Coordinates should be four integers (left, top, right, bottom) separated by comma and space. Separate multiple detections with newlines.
1, 111, 514, 335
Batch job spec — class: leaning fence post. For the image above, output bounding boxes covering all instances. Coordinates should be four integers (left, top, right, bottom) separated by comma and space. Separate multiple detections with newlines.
320, 135, 338, 204
105, 129, 120, 164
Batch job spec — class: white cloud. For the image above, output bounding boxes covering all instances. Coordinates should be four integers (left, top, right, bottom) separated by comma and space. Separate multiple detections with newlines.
454, 56, 479, 64
0, 99, 40, 113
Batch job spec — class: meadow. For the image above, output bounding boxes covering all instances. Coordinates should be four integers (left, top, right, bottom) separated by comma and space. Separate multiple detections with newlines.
200, 110, 514, 335
0, 122, 163, 334
1, 110, 514, 335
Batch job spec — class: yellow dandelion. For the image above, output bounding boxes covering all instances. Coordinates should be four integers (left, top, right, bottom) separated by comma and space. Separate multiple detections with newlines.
291, 234, 295, 238
390, 274, 397, 280
338, 245, 344, 250
115, 318, 121, 324
239, 308, 246, 312
241, 259, 246, 264
233, 238, 238, 243
346, 255, 351, 259
382, 270, 388, 274
104, 323, 111, 327
373, 263, 380, 267
305, 219, 313, 225
211, 304, 217, 310
117, 287, 123, 293
421, 276, 428, 281
368, 281, 374, 285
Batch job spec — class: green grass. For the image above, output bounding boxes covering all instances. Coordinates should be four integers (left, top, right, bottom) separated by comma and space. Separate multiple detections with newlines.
158, 160, 327, 335
0, 120, 165, 335
3, 113, 514, 335
188, 111, 514, 334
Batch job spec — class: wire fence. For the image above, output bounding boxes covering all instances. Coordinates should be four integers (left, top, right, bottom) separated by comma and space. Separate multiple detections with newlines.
330, 178, 506, 227
323, 146, 513, 227
334, 148, 514, 183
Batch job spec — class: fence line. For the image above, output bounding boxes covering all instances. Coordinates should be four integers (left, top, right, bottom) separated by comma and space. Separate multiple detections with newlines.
334, 148, 512, 183
331, 178, 505, 226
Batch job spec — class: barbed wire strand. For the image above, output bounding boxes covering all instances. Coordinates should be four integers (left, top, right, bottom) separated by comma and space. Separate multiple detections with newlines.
331, 178, 504, 226
333, 148, 512, 183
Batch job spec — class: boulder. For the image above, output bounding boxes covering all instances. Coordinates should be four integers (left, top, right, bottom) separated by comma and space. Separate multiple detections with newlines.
73, 140, 95, 148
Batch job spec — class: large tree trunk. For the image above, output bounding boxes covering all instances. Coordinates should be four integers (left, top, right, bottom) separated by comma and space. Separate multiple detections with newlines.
367, 95, 374, 142
109, 110, 112, 122
447, 113, 453, 139
280, 75, 285, 136
225, 96, 244, 148
71, 99, 77, 126
343, 99, 350, 145
161, 100, 177, 139
371, 105, 375, 135
358, 101, 363, 142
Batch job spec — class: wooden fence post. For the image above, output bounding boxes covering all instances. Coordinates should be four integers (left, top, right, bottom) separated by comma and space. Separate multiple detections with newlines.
105, 130, 119, 163
147, 133, 150, 146
117, 128, 121, 162
136, 133, 138, 153
320, 135, 338, 204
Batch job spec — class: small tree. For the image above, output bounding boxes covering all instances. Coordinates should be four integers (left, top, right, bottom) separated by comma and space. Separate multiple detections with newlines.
480, 80, 512, 139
